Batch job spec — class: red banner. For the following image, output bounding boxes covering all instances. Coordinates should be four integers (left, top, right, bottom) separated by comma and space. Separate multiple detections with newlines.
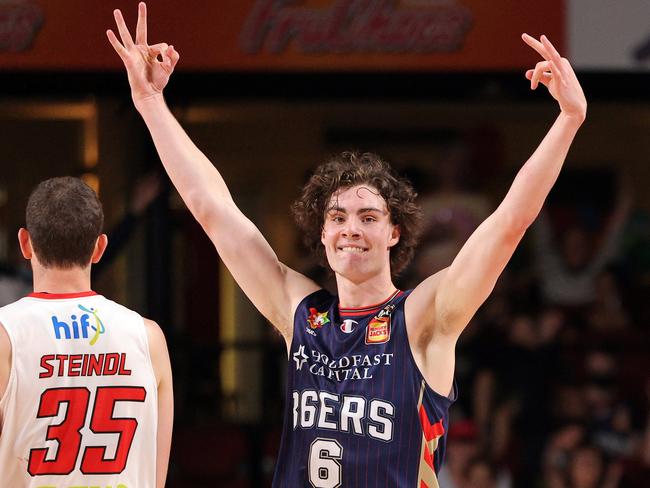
0, 0, 564, 71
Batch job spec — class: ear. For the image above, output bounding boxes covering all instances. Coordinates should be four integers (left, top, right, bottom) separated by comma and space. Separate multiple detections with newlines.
320, 227, 326, 246
91, 234, 108, 264
18, 228, 33, 260
388, 225, 401, 248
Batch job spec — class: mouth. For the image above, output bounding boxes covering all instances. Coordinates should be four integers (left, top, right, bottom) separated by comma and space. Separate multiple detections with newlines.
337, 246, 368, 253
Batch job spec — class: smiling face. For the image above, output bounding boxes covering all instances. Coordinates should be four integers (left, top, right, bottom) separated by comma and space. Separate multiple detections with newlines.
321, 185, 400, 283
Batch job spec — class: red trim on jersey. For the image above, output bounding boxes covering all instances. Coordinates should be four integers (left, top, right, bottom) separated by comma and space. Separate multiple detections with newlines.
339, 289, 402, 317
419, 405, 445, 442
27, 291, 98, 299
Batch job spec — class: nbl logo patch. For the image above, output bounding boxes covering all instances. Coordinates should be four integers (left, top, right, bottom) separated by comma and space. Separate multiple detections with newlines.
365, 303, 395, 345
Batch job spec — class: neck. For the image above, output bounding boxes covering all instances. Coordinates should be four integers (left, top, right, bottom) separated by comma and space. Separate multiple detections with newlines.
335, 269, 397, 308
32, 265, 92, 294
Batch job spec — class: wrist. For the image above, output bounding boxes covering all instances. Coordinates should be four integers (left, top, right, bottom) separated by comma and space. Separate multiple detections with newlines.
559, 109, 586, 126
133, 92, 166, 113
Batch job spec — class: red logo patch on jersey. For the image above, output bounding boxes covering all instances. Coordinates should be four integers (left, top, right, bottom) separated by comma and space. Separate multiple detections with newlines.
365, 316, 391, 344
307, 308, 330, 329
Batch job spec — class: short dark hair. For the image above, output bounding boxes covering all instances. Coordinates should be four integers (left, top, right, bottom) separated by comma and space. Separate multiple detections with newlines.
292, 152, 422, 276
26, 177, 104, 268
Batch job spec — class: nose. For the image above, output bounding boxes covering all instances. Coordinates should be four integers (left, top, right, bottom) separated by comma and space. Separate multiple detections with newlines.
341, 218, 361, 239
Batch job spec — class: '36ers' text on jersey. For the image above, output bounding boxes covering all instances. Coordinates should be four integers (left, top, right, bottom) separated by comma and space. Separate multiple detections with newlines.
0, 291, 158, 488
273, 289, 456, 487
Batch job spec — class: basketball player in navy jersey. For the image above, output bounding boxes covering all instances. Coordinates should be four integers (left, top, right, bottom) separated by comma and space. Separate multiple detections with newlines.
108, 4, 586, 486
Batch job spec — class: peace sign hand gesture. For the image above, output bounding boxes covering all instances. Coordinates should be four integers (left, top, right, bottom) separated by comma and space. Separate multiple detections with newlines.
522, 34, 587, 121
106, 2, 179, 106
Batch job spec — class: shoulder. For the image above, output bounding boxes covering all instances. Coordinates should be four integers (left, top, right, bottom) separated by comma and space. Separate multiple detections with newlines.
0, 297, 29, 315
404, 267, 467, 347
143, 318, 168, 350
0, 320, 11, 399
295, 289, 335, 314
98, 296, 142, 317
0, 320, 10, 352
405, 268, 448, 323
142, 318, 171, 385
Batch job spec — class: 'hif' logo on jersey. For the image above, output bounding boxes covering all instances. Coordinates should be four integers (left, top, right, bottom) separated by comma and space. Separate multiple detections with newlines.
365, 303, 395, 345
51, 304, 106, 345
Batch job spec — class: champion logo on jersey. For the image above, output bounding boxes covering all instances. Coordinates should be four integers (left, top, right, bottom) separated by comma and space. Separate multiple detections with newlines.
51, 304, 106, 345
307, 308, 330, 330
365, 303, 395, 344
340, 319, 357, 333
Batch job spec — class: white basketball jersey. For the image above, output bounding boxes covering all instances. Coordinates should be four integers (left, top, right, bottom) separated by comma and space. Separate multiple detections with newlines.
0, 291, 158, 488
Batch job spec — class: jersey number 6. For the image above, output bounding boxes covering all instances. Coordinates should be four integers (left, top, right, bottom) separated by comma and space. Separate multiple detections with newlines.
27, 386, 146, 476
309, 438, 343, 488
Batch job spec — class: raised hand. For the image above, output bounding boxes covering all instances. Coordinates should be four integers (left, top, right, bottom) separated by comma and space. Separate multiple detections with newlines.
106, 2, 179, 105
522, 34, 587, 120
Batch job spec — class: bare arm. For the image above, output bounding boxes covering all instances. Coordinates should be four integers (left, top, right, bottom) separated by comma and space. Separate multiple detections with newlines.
107, 3, 319, 339
0, 322, 10, 404
144, 318, 173, 488
406, 35, 586, 391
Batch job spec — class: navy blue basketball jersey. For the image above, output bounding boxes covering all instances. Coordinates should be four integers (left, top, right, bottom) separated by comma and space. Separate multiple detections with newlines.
273, 289, 456, 488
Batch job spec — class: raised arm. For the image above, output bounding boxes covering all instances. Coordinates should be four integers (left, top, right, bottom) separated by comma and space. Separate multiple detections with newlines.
407, 35, 586, 361
107, 3, 319, 340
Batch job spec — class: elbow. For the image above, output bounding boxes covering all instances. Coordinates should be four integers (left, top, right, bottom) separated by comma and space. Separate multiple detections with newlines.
187, 190, 234, 227
498, 208, 536, 239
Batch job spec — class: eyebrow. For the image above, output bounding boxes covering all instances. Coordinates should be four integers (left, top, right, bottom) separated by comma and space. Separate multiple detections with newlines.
326, 206, 387, 215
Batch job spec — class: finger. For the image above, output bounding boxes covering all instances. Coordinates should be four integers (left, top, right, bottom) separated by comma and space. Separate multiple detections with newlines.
541, 36, 568, 77
168, 45, 180, 70
149, 43, 173, 70
534, 72, 553, 88
106, 29, 128, 60
531, 61, 551, 89
548, 59, 568, 87
522, 33, 548, 60
135, 2, 147, 45
113, 9, 135, 48
149, 43, 169, 62
526, 70, 551, 82
540, 35, 563, 64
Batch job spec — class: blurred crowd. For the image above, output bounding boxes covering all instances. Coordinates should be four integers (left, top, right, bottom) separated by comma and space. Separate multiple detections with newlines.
402, 144, 650, 487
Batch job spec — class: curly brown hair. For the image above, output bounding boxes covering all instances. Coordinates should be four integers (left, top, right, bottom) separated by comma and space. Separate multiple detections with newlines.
292, 152, 422, 276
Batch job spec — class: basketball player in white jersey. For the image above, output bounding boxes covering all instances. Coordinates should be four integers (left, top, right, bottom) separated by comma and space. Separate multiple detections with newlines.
0, 177, 173, 487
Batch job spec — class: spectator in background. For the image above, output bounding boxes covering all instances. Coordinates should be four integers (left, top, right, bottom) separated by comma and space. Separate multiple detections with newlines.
566, 444, 622, 488
438, 420, 481, 488
544, 423, 588, 487
407, 140, 491, 285
0, 253, 31, 306
586, 269, 630, 333
466, 457, 511, 488
532, 174, 632, 308
92, 170, 164, 278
